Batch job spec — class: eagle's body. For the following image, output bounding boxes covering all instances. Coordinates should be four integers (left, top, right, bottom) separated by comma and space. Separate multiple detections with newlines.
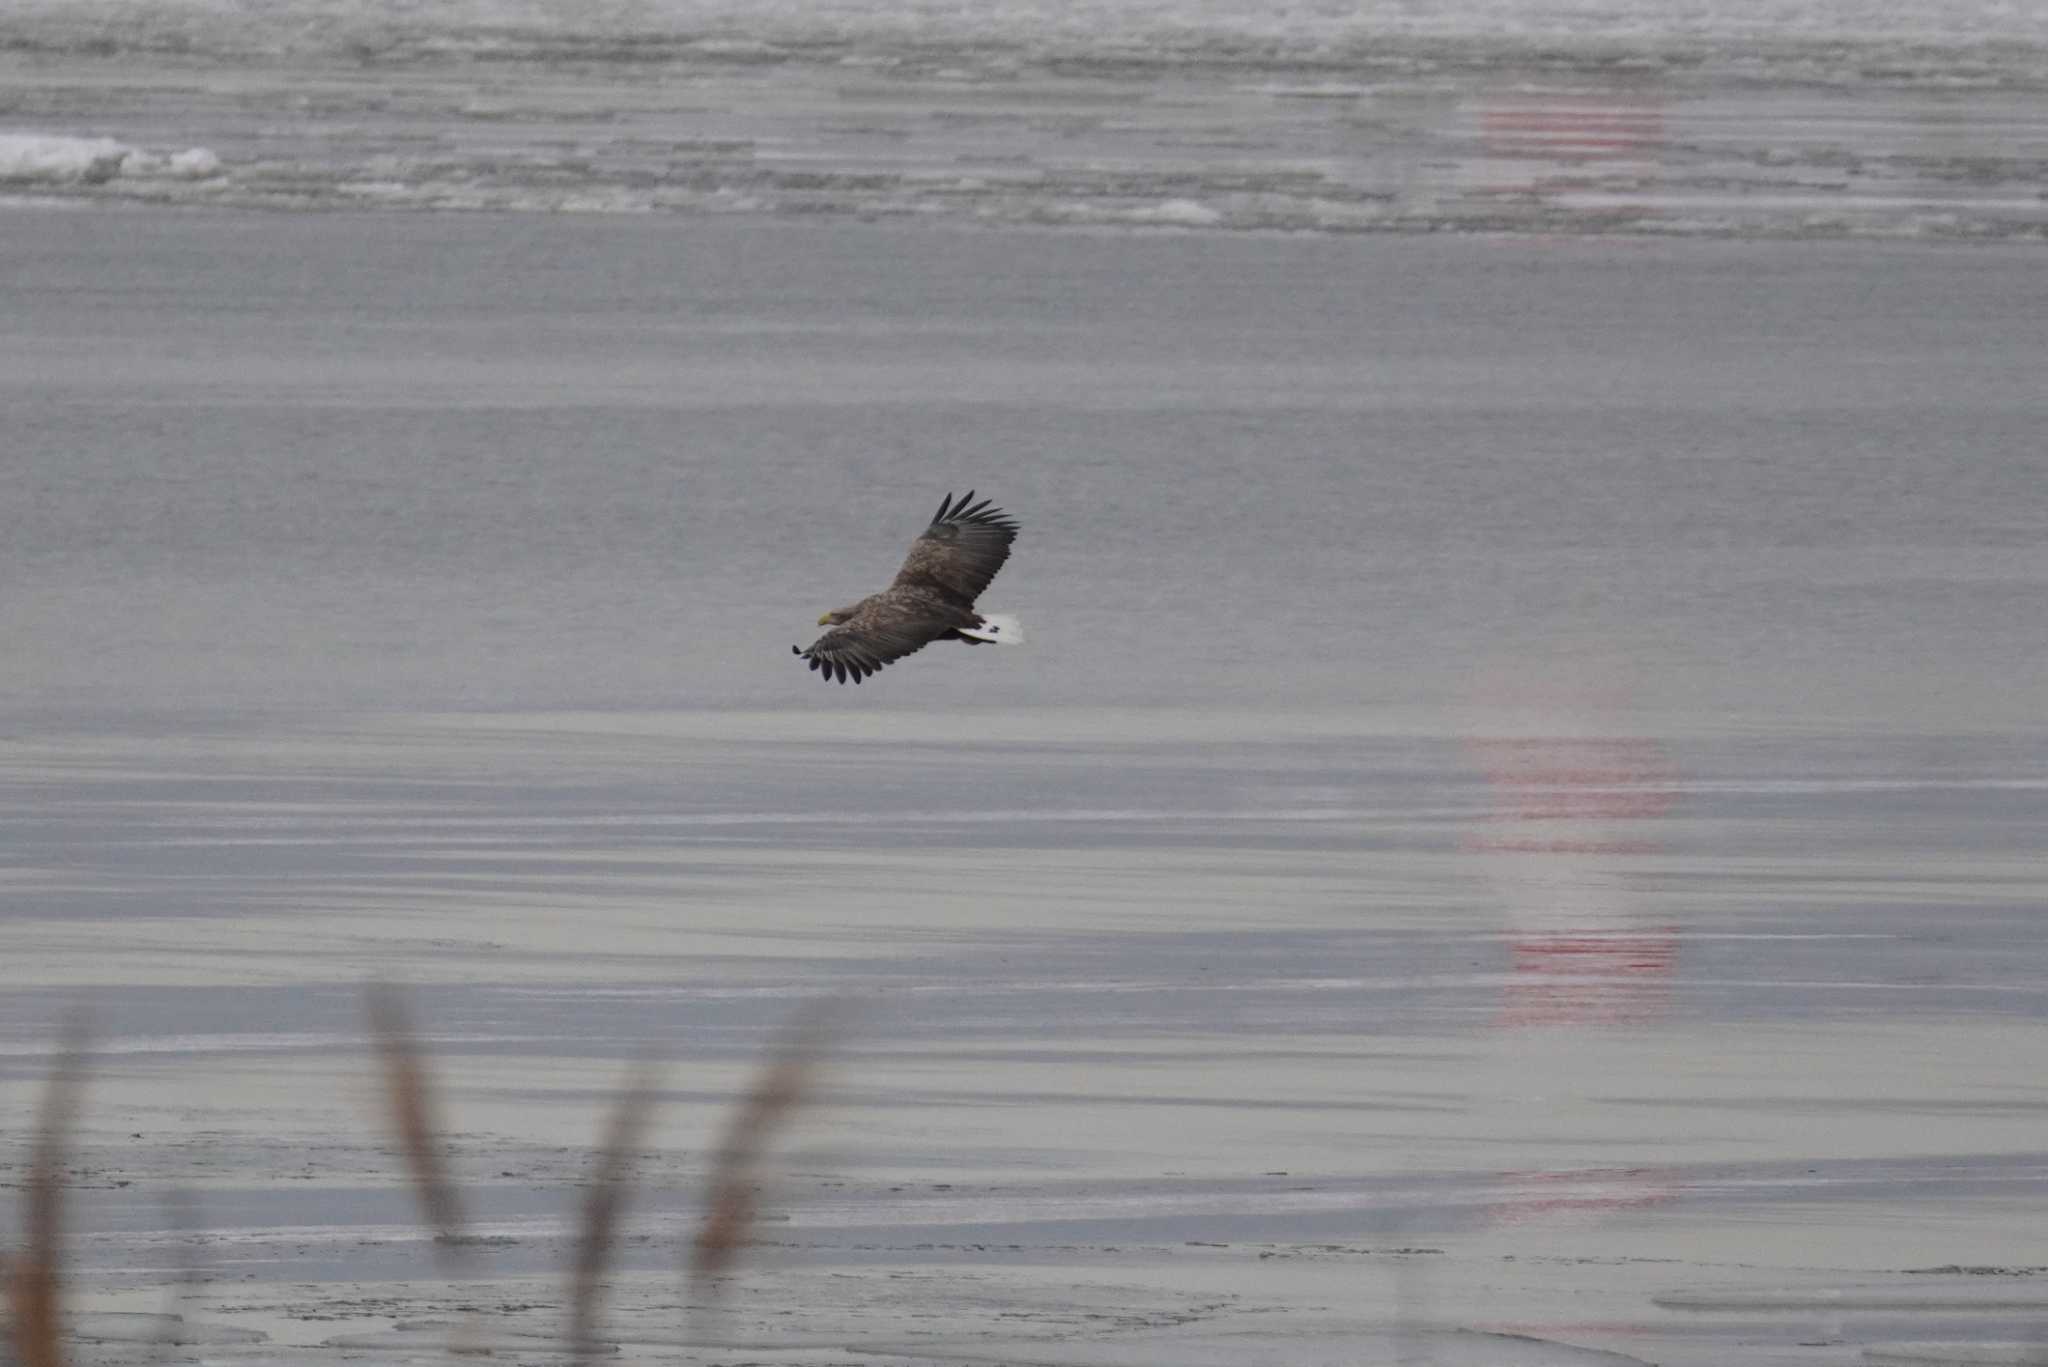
794, 491, 1020, 685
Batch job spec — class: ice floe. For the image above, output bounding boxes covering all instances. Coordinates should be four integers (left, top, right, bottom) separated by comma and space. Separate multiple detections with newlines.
1864, 1348, 2048, 1366
0, 134, 132, 184
854, 1323, 1654, 1365
320, 1322, 618, 1354
67, 1312, 267, 1345
1656, 1285, 2048, 1312
0, 133, 222, 185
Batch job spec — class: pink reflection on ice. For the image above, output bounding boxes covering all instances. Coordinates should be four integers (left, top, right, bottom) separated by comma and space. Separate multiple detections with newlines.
1488, 1165, 1680, 1227
1465, 680, 1681, 1029
1479, 96, 1667, 161
1452, 86, 1670, 212
1460, 673, 1687, 1351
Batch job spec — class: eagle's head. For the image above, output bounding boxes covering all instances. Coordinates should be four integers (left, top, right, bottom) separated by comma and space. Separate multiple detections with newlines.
819, 605, 857, 626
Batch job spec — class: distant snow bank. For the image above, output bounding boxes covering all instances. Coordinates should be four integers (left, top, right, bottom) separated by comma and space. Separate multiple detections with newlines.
0, 133, 221, 184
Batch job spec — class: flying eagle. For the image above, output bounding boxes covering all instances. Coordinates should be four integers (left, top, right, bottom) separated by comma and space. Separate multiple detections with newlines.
794, 491, 1022, 685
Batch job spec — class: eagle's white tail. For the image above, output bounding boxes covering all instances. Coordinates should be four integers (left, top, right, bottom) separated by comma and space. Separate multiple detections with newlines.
963, 613, 1025, 645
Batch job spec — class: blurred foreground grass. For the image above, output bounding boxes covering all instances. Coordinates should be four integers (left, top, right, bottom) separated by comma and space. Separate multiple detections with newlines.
3, 991, 826, 1364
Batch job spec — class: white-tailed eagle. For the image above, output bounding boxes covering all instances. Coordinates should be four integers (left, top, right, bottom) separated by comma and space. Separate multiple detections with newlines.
794, 491, 1021, 685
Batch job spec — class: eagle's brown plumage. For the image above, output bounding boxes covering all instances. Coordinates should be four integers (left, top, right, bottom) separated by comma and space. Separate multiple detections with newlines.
793, 491, 1021, 685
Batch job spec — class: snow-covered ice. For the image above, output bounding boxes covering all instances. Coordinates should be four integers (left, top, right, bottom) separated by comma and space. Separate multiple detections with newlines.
3, 0, 2047, 235
0, 132, 221, 184
0, 133, 132, 183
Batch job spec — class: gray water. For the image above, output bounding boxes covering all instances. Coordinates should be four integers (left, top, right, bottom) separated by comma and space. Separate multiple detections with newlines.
7, 212, 2045, 721
4, 211, 2048, 1365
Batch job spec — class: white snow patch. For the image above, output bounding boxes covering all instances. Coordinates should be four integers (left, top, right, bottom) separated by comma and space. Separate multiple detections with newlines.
0, 134, 132, 184
124, 146, 225, 178
1132, 197, 1224, 226
167, 146, 223, 177
0, 133, 223, 185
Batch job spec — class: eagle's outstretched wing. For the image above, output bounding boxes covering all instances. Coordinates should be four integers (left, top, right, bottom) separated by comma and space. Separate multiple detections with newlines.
793, 606, 944, 684
889, 490, 1020, 608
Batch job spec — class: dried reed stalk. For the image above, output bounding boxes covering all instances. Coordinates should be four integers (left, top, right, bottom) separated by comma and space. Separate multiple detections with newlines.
5, 1017, 87, 1367
567, 1059, 662, 1360
364, 984, 470, 1264
688, 1005, 833, 1293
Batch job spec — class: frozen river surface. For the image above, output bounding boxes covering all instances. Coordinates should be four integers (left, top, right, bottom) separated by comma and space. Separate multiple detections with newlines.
5, 0, 2048, 237
2, 211, 2047, 1365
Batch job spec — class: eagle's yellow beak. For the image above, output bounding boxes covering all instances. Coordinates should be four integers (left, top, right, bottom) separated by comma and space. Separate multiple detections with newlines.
817, 613, 833, 626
